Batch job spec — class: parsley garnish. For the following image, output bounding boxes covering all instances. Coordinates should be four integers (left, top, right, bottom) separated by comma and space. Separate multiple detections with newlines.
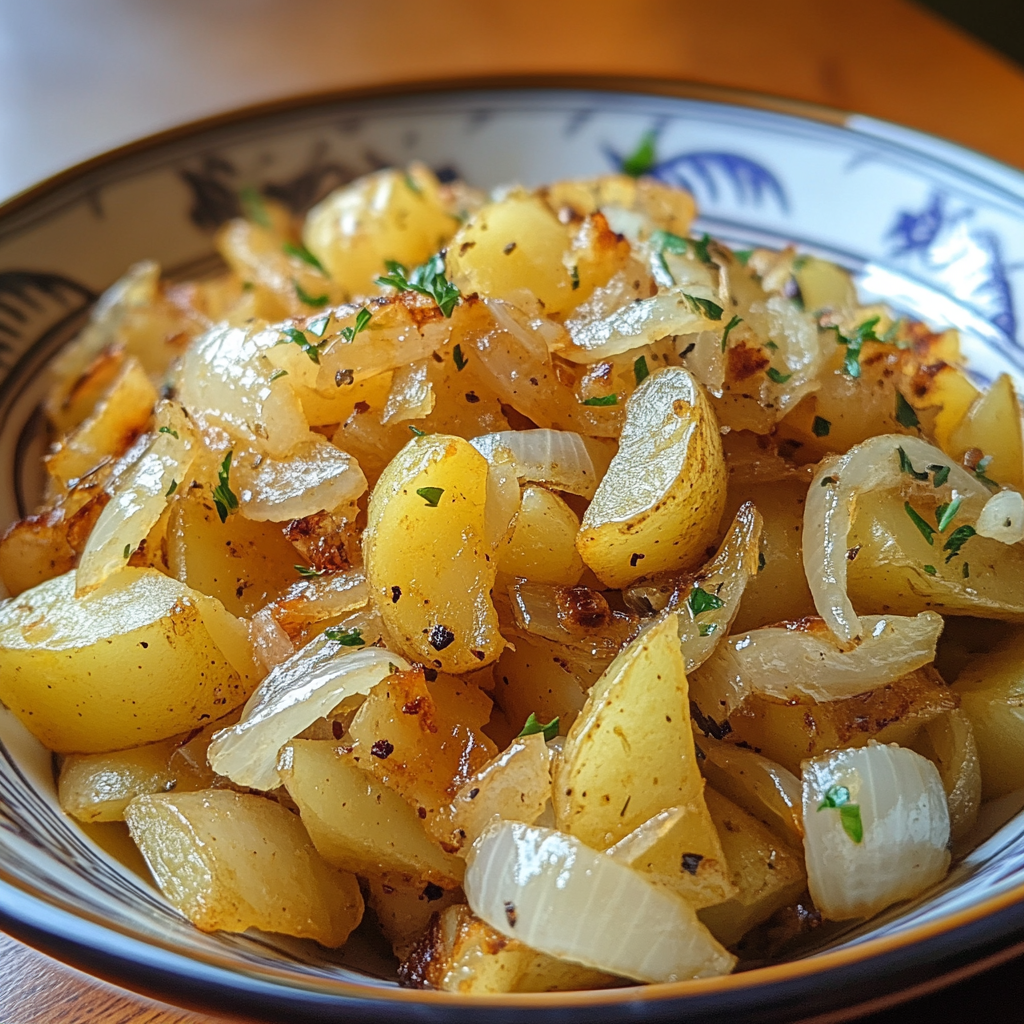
764, 339, 779, 351
652, 249, 674, 286
518, 713, 560, 742
721, 314, 743, 352
453, 344, 468, 371
158, 426, 179, 439
963, 562, 970, 578
376, 255, 460, 317
340, 307, 372, 343
943, 525, 976, 563
403, 170, 422, 194
923, 564, 937, 575
570, 265, 580, 290
269, 368, 289, 382
123, 544, 131, 559
682, 293, 723, 321
766, 367, 792, 384
416, 486, 445, 507
582, 394, 618, 406
165, 478, 178, 497
408, 425, 427, 437
621, 130, 657, 177
929, 464, 950, 488
692, 234, 713, 265
307, 314, 331, 337
633, 355, 650, 385
295, 565, 327, 578
278, 326, 321, 364
898, 446, 928, 481
895, 391, 920, 429
212, 451, 239, 523
239, 185, 270, 228
812, 416, 831, 437
904, 501, 935, 545
650, 229, 688, 255
733, 249, 753, 265
283, 241, 326, 274
936, 497, 963, 533
817, 784, 863, 843
324, 627, 365, 647
973, 455, 1000, 492
688, 585, 725, 616
830, 316, 881, 378
294, 280, 328, 308
698, 622, 717, 637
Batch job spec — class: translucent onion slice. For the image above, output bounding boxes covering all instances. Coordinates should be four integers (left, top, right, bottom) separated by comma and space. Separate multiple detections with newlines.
248, 607, 295, 673
803, 435, 989, 643
802, 742, 950, 921
382, 359, 435, 424
448, 733, 552, 850
236, 438, 367, 521
76, 401, 196, 593
912, 710, 982, 846
208, 639, 409, 790
604, 807, 687, 865
976, 489, 1024, 544
471, 429, 602, 499
688, 612, 943, 718
464, 821, 736, 983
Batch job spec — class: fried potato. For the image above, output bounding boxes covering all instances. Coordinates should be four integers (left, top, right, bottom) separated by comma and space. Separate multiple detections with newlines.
946, 373, 1024, 489
125, 789, 363, 946
0, 568, 255, 753
364, 876, 463, 959
499, 485, 585, 585
577, 367, 726, 588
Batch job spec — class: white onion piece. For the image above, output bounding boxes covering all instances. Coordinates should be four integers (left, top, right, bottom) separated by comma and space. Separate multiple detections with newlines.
208, 639, 409, 790
604, 807, 687, 865
465, 821, 736, 982
688, 612, 943, 718
382, 359, 435, 424
236, 438, 367, 521
802, 742, 950, 921
247, 608, 295, 673
485, 299, 560, 362
471, 429, 601, 499
269, 570, 370, 636
803, 435, 989, 643
976, 489, 1024, 544
76, 402, 196, 593
484, 458, 522, 552
449, 733, 552, 850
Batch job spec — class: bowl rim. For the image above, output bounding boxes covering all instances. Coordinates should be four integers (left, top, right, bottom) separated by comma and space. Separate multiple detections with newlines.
1, 72, 1022, 1021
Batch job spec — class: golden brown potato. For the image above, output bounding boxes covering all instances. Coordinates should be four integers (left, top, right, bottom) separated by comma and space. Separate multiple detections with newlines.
0, 568, 255, 753
946, 373, 1024, 489
499, 485, 585, 586
125, 789, 363, 946
364, 876, 464, 960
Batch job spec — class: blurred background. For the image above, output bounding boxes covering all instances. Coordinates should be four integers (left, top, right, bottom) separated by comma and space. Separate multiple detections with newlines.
0, 0, 1022, 201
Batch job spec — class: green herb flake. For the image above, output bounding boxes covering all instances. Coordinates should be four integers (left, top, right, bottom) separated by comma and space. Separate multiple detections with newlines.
123, 544, 131, 559
570, 264, 580, 290
295, 565, 327, 578
652, 250, 675, 286
936, 496, 963, 533
518, 712, 560, 742
269, 368, 289, 382
688, 585, 725, 616
408, 425, 427, 437
278, 326, 321, 364
963, 562, 970, 579
898, 446, 929, 481
698, 622, 717, 637
324, 627, 365, 647
973, 455, 1000, 492
238, 185, 270, 228
818, 784, 851, 810
682, 293, 723, 321
283, 241, 326, 274
582, 394, 619, 406
733, 249, 753, 265
165, 478, 178, 497
241, 280, 254, 292
929, 464, 950, 488
294, 280, 328, 308
764, 339, 779, 351
158, 426, 179, 439
376, 255, 460, 317
633, 355, 650, 385
212, 451, 239, 524
621, 130, 657, 177
721, 314, 743, 352
923, 564, 937, 575
403, 170, 422, 194
650, 229, 688, 255
904, 501, 935, 545
766, 367, 792, 384
307, 314, 331, 338
453, 344, 468, 371
812, 416, 831, 437
943, 524, 976, 563
817, 785, 863, 843
339, 306, 372, 344
895, 391, 920, 429
416, 486, 445, 507
692, 234, 713, 265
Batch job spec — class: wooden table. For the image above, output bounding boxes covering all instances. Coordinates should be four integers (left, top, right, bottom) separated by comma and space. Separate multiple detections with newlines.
1, 0, 1023, 1020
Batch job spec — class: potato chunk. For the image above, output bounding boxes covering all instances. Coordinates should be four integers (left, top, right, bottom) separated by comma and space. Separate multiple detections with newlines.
577, 367, 726, 588
0, 568, 254, 753
499, 485, 585, 586
363, 434, 507, 671
125, 790, 363, 946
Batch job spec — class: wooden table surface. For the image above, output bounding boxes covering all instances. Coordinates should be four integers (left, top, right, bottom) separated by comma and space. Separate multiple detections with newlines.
1, 0, 1023, 1020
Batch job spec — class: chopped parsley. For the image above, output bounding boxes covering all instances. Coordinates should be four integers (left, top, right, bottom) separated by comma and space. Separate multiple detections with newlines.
269, 368, 289, 382
403, 170, 422, 194
682, 293, 723, 321
294, 280, 328, 308
692, 234, 713, 265
698, 622, 717, 637
324, 627, 365, 647
766, 367, 792, 384
721, 314, 743, 352
582, 394, 618, 406
688, 585, 725, 616
818, 784, 863, 843
453, 344, 468, 371
283, 241, 326, 274
416, 486, 445, 507
123, 543, 131, 559
307, 314, 331, 337
733, 249, 753, 265
830, 316, 881, 378
570, 264, 580, 290
376, 254, 460, 317
895, 391, 920, 429
943, 525, 976, 563
904, 501, 935, 545
340, 307, 372, 343
929, 464, 950, 488
633, 355, 650, 385
963, 562, 970, 578
277, 326, 321, 363
973, 455, 1000, 492
518, 712, 560, 742
812, 416, 831, 437
936, 497, 963, 533
621, 130, 657, 177
649, 229, 688, 255
158, 426, 179, 439
295, 565, 327, 578
764, 339, 779, 351
165, 478, 178, 497
239, 185, 270, 228
408, 425, 427, 437
898, 446, 929, 481
652, 249, 674, 286
212, 451, 239, 523
923, 564, 937, 575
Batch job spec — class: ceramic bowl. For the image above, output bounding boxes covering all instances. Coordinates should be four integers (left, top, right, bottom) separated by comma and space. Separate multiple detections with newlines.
1, 78, 1022, 1023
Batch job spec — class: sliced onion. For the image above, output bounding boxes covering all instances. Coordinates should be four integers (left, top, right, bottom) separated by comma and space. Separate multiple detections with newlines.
382, 359, 435, 424
448, 733, 552, 850
976, 489, 1024, 544
485, 299, 562, 362
268, 569, 370, 640
76, 401, 197, 593
208, 638, 409, 790
471, 429, 602, 499
803, 435, 990, 643
689, 612, 943, 718
484, 457, 522, 552
247, 607, 295, 673
236, 438, 367, 521
604, 807, 687, 866
802, 742, 950, 921
912, 710, 981, 846
464, 820, 736, 982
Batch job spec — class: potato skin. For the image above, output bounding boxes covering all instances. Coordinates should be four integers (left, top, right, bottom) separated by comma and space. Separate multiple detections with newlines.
0, 568, 253, 753
577, 367, 726, 589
